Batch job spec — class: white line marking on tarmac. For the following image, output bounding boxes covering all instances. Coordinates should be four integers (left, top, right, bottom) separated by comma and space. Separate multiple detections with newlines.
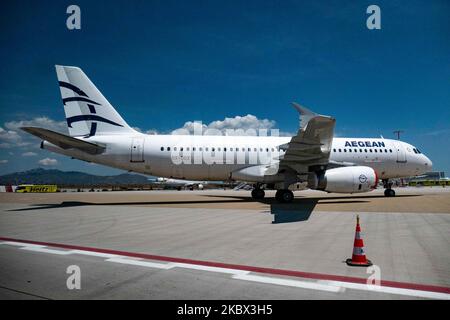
1, 242, 73, 255
20, 247, 74, 255
1, 241, 43, 247
318, 280, 450, 300
70, 250, 118, 259
106, 257, 174, 269
233, 274, 344, 293
173, 263, 250, 276
105, 259, 341, 293
2, 241, 450, 299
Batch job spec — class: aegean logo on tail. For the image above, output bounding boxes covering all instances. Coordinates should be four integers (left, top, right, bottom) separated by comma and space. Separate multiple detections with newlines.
58, 81, 122, 137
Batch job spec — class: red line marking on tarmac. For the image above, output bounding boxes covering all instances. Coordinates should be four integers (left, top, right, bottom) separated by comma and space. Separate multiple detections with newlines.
1, 236, 449, 295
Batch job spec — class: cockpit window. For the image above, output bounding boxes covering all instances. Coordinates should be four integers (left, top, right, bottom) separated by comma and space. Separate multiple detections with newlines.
416, 148, 422, 154
413, 148, 418, 154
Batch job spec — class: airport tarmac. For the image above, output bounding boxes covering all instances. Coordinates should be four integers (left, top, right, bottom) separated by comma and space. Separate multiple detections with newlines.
0, 187, 449, 300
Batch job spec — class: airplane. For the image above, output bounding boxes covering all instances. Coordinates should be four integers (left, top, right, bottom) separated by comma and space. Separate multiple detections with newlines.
22, 66, 433, 203
149, 177, 206, 190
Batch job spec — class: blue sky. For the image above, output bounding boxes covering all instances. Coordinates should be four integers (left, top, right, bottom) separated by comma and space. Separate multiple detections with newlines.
0, 0, 449, 175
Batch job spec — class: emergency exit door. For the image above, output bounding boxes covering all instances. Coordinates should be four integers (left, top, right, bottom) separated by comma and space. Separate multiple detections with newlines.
131, 138, 145, 162
394, 141, 407, 163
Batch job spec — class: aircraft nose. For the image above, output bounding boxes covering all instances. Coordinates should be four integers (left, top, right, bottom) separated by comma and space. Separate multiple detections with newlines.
427, 157, 433, 170
423, 155, 432, 171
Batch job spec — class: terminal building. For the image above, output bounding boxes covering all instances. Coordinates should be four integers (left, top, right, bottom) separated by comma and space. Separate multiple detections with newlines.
407, 171, 447, 182
404, 171, 449, 186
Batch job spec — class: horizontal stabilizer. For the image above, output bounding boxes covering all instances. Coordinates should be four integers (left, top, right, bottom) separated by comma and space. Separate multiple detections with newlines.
21, 127, 105, 155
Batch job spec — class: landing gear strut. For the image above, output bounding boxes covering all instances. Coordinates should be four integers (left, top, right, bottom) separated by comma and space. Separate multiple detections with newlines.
275, 189, 294, 203
382, 179, 396, 197
251, 185, 265, 200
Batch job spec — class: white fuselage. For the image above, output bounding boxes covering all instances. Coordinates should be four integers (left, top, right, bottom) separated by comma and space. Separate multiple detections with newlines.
43, 134, 432, 182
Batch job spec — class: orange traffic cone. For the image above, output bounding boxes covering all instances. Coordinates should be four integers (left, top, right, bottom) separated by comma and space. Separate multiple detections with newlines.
346, 214, 372, 267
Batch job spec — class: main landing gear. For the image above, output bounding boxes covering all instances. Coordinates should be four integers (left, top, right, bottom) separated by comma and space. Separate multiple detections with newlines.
250, 185, 295, 203
275, 189, 294, 203
382, 179, 396, 197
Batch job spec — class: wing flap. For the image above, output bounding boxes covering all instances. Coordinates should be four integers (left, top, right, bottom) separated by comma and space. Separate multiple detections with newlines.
21, 127, 105, 155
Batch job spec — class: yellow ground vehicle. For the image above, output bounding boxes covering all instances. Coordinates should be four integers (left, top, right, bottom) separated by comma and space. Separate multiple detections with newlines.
16, 185, 58, 193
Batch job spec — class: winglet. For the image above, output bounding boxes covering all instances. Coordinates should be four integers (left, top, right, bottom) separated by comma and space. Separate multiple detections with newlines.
292, 102, 317, 129
292, 102, 316, 116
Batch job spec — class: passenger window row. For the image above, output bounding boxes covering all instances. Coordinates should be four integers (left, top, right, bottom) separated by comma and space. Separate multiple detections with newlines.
160, 147, 278, 152
332, 148, 393, 153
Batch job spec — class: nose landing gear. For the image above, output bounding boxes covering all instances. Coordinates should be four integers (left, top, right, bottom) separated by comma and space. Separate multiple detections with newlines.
382, 179, 396, 197
251, 185, 265, 200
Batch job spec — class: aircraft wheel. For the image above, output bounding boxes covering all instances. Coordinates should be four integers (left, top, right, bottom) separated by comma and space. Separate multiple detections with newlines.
384, 189, 395, 197
251, 189, 265, 200
277, 189, 294, 203
275, 190, 283, 202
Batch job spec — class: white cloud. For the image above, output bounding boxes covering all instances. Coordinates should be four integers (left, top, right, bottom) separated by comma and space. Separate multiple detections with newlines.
209, 114, 276, 131
38, 158, 58, 166
0, 117, 67, 149
22, 152, 37, 157
0, 126, 22, 147
145, 129, 159, 135
4, 117, 67, 133
171, 121, 206, 135
132, 127, 159, 135
0, 160, 8, 164
171, 114, 277, 136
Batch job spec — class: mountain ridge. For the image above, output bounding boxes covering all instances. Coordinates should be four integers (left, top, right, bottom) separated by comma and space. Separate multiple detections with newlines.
0, 168, 151, 186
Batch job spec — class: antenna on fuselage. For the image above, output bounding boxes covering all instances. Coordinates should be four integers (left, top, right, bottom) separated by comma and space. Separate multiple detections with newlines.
393, 130, 404, 140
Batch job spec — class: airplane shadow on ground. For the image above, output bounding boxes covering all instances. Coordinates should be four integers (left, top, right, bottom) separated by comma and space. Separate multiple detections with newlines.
202, 194, 422, 224
9, 193, 421, 224
269, 201, 318, 224
8, 199, 249, 212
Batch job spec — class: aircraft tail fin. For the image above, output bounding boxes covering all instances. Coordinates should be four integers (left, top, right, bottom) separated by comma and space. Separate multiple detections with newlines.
55, 65, 136, 137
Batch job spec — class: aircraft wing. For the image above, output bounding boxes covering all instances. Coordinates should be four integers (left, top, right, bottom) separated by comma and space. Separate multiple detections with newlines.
21, 127, 105, 155
278, 103, 336, 175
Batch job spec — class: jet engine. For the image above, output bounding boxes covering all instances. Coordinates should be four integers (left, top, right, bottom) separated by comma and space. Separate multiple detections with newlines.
309, 166, 378, 193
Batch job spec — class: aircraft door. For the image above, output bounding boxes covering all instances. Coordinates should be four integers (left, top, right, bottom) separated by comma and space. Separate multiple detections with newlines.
394, 142, 407, 163
131, 137, 145, 162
